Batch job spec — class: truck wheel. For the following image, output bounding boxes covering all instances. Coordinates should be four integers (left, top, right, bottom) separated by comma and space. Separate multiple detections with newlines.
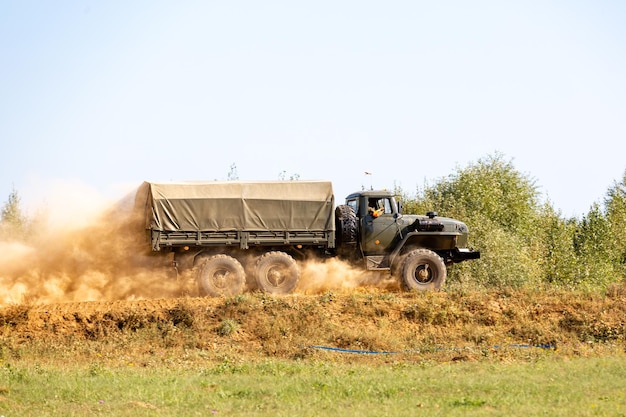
197, 255, 246, 297
254, 251, 300, 294
335, 205, 358, 257
400, 249, 447, 291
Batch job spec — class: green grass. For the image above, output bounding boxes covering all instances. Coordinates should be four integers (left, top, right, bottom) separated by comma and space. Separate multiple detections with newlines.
0, 355, 624, 416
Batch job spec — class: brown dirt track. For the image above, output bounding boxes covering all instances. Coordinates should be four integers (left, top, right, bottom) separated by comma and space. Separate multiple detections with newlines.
1, 286, 625, 364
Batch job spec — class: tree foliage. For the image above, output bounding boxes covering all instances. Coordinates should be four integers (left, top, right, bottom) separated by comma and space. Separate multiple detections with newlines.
278, 171, 301, 181
0, 187, 29, 240
400, 154, 625, 291
227, 163, 239, 181
603, 171, 626, 278
533, 204, 579, 286
421, 153, 540, 236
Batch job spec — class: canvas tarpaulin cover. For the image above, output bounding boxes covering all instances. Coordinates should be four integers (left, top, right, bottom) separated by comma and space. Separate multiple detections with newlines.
137, 181, 335, 233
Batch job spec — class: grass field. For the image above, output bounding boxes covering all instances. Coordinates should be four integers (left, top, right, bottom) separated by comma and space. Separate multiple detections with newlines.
0, 355, 624, 416
0, 288, 624, 415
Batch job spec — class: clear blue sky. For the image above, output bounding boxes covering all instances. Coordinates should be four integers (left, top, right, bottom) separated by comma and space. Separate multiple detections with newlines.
1, 1, 625, 218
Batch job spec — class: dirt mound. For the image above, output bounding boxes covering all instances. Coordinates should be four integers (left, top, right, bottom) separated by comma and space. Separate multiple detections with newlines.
1, 288, 624, 363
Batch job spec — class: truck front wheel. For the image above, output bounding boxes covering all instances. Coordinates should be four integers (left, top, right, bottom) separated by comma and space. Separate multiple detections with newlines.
254, 251, 300, 294
197, 255, 246, 297
400, 249, 447, 291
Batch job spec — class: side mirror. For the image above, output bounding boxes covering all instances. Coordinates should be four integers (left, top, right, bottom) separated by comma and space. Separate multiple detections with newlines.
397, 200, 403, 214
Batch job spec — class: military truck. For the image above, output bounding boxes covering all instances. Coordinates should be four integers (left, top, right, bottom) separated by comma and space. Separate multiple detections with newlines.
136, 180, 479, 296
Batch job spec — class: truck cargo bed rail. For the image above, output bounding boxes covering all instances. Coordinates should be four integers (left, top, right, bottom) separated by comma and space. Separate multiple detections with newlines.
152, 230, 335, 250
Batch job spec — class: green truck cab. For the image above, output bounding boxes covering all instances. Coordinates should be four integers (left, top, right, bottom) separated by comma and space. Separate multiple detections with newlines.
336, 190, 479, 290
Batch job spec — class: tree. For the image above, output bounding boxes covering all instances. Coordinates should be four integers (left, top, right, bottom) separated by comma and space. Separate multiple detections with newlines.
604, 170, 626, 268
534, 204, 579, 287
278, 171, 300, 181
572, 203, 617, 288
0, 187, 28, 240
227, 163, 239, 181
420, 153, 540, 236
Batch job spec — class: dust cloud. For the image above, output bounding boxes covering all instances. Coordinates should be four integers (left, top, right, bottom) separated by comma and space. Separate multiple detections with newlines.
298, 258, 399, 294
0, 185, 180, 306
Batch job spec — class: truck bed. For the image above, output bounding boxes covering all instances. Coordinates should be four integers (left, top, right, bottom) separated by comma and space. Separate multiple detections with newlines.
135, 180, 336, 251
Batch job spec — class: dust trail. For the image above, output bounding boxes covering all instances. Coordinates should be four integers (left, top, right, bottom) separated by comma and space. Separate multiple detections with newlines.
298, 257, 399, 294
0, 185, 181, 306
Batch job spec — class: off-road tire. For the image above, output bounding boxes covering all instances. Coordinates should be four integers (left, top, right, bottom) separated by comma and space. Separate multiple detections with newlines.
197, 254, 246, 297
335, 205, 358, 257
254, 251, 300, 294
399, 249, 447, 291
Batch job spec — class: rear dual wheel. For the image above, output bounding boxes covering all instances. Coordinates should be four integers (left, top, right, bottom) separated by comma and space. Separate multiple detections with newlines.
196, 251, 301, 296
197, 255, 246, 297
254, 251, 300, 294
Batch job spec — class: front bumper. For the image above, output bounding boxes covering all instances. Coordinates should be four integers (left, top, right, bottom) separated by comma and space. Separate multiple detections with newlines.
450, 247, 481, 263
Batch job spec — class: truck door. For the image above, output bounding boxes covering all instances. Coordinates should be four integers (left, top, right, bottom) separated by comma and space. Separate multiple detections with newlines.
361, 197, 397, 254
